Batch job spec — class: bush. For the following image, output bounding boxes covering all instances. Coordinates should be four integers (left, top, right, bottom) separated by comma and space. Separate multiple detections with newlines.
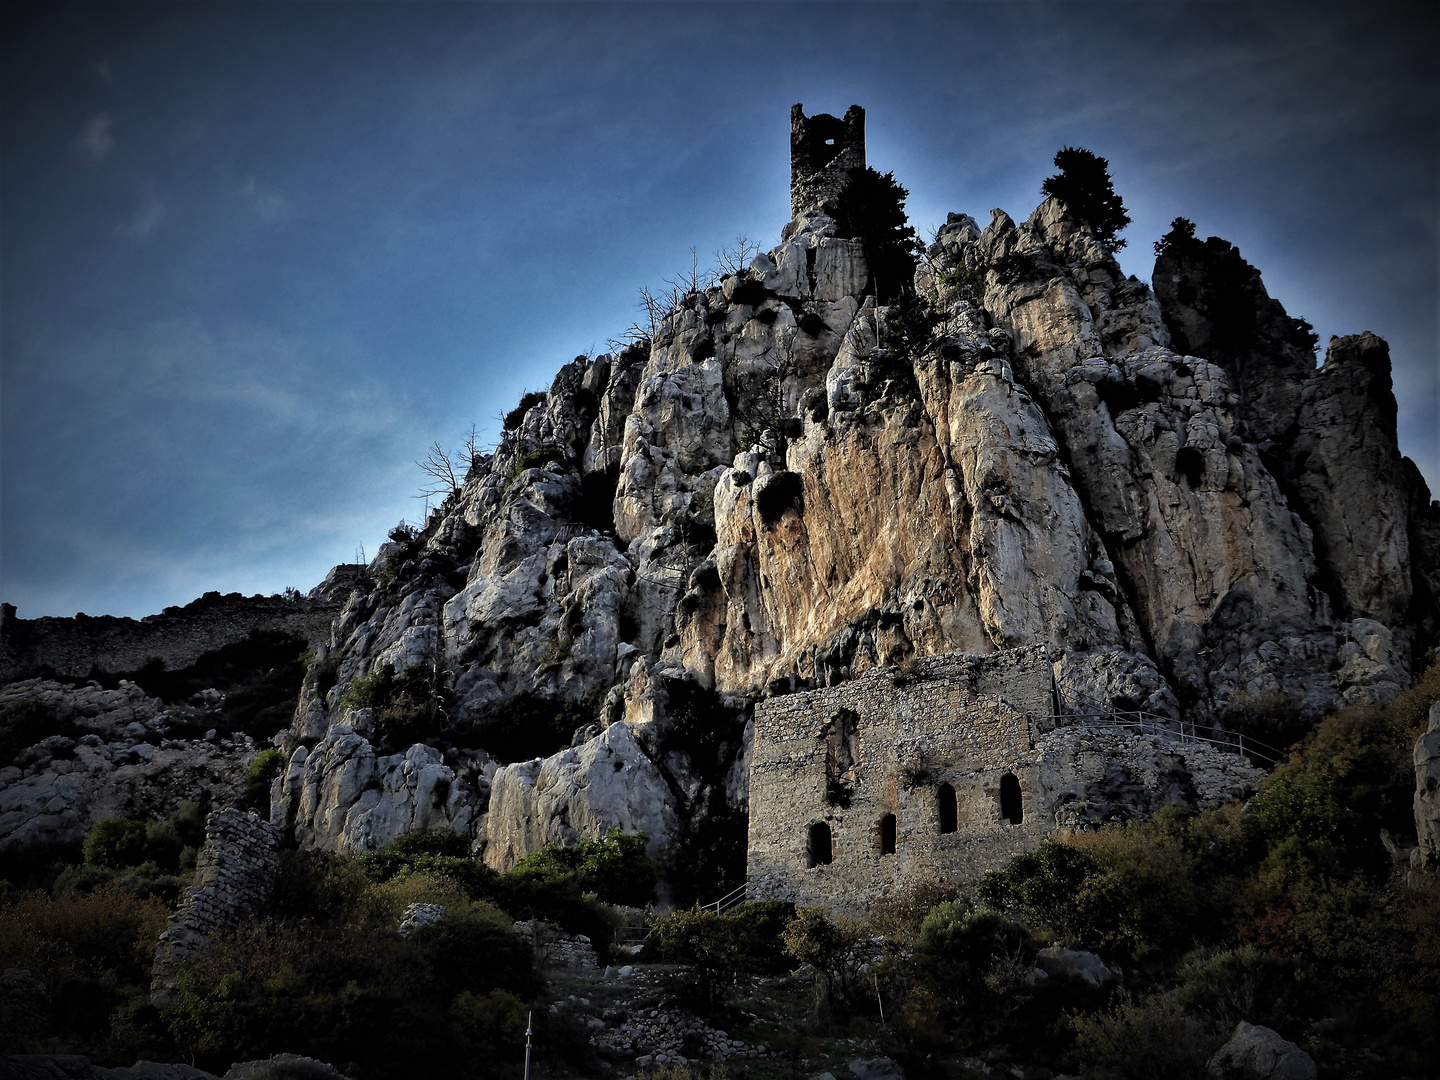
506, 445, 566, 487
834, 167, 923, 302
1174, 946, 1301, 1033
0, 695, 67, 766
782, 906, 869, 1019
1070, 993, 1216, 1080
755, 470, 804, 526
83, 819, 149, 870
915, 900, 1036, 1006
503, 390, 546, 432
478, 692, 593, 764
653, 906, 747, 1009
1041, 146, 1131, 252
1246, 692, 1423, 883
246, 748, 284, 811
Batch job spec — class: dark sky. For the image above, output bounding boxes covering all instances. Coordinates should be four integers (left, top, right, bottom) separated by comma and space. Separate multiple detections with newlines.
3, 1, 1436, 619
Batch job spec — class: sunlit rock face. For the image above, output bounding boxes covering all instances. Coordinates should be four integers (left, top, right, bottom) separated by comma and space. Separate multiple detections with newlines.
269, 149, 1436, 877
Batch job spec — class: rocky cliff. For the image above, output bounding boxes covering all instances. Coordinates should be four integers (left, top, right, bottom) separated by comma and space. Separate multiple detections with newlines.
260, 126, 1435, 889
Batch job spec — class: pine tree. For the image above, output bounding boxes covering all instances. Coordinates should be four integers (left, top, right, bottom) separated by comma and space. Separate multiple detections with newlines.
1041, 147, 1132, 252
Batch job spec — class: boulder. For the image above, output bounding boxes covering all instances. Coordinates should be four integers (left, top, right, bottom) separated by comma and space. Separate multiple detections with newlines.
1034, 946, 1119, 988
483, 721, 678, 872
848, 1059, 906, 1080
1207, 1021, 1316, 1080
223, 1056, 351, 1080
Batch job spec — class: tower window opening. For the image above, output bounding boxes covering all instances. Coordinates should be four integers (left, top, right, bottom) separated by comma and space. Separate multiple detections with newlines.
807, 821, 833, 867
879, 813, 896, 855
1000, 772, 1023, 825
937, 782, 958, 834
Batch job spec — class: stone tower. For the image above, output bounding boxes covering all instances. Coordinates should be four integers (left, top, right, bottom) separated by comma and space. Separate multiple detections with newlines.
790, 103, 866, 220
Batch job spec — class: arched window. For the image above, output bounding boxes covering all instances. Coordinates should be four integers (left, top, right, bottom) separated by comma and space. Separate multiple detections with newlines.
807, 821, 833, 867
937, 783, 958, 834
879, 813, 896, 856
1000, 772, 1023, 825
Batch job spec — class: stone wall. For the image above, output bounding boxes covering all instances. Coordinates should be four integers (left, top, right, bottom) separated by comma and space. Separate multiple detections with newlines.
790, 103, 865, 218
0, 589, 344, 685
746, 647, 1263, 912
747, 647, 1055, 911
151, 808, 281, 1004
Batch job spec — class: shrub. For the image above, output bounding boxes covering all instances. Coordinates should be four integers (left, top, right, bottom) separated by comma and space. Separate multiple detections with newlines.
653, 906, 746, 1009
980, 840, 1103, 947
341, 664, 396, 711
1245, 692, 1422, 883
1174, 946, 1301, 1033
246, 748, 284, 811
1070, 993, 1216, 1080
1041, 146, 1131, 252
503, 390, 546, 431
782, 906, 869, 1019
506, 446, 566, 487
0, 695, 66, 766
509, 828, 658, 908
478, 692, 593, 764
83, 818, 149, 870
0, 882, 169, 1036
915, 900, 1035, 1005
834, 167, 923, 302
755, 470, 804, 526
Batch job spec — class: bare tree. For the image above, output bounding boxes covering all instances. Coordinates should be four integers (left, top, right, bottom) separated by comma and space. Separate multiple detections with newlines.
416, 441, 462, 501
715, 235, 760, 277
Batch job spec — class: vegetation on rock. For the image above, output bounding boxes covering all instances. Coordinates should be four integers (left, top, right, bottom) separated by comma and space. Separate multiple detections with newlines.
1041, 146, 1132, 251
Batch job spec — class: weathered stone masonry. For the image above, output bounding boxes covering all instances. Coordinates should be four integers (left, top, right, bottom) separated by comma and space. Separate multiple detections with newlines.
790, 103, 865, 219
151, 808, 281, 1004
746, 647, 1264, 912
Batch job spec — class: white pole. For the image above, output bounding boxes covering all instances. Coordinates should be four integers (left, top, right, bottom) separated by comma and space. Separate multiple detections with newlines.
524, 1010, 533, 1080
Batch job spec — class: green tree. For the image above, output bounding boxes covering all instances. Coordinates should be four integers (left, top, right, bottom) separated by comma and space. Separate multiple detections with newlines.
1041, 146, 1131, 252
835, 167, 923, 302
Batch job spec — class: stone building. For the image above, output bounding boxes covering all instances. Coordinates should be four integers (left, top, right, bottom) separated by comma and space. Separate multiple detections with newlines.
745, 647, 1262, 912
790, 103, 866, 219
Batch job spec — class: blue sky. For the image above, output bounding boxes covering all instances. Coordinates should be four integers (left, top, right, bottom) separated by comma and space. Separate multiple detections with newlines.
2, 1, 1436, 619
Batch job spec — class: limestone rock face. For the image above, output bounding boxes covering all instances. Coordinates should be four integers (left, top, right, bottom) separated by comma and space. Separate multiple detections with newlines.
1414, 701, 1440, 875
281, 727, 476, 854
1155, 232, 1429, 631
483, 721, 678, 872
265, 172, 1435, 874
0, 680, 252, 852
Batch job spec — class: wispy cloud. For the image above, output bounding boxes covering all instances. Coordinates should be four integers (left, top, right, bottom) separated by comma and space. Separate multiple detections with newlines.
236, 177, 294, 223
72, 111, 114, 164
117, 184, 165, 240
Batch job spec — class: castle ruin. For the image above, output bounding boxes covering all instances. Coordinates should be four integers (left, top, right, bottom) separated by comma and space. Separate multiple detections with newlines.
746, 647, 1265, 912
790, 103, 866, 219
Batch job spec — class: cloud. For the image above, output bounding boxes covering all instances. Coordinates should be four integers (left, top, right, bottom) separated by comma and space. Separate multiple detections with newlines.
72, 111, 114, 163
237, 177, 294, 223
117, 184, 165, 240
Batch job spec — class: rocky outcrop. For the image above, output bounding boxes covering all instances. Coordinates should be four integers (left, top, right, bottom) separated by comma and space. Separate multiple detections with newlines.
1414, 701, 1440, 877
0, 1058, 221, 1080
484, 721, 678, 872
275, 726, 478, 854
0, 680, 253, 852
132, 112, 1434, 873
1155, 231, 1431, 633
0, 590, 340, 685
150, 809, 280, 1005
1207, 1021, 1316, 1080
1036, 724, 1264, 829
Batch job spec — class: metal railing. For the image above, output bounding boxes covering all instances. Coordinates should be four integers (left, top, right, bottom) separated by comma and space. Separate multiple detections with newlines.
701, 883, 749, 916
1037, 708, 1288, 766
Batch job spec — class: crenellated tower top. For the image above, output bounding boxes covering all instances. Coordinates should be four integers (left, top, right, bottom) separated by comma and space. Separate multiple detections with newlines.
789, 103, 865, 220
